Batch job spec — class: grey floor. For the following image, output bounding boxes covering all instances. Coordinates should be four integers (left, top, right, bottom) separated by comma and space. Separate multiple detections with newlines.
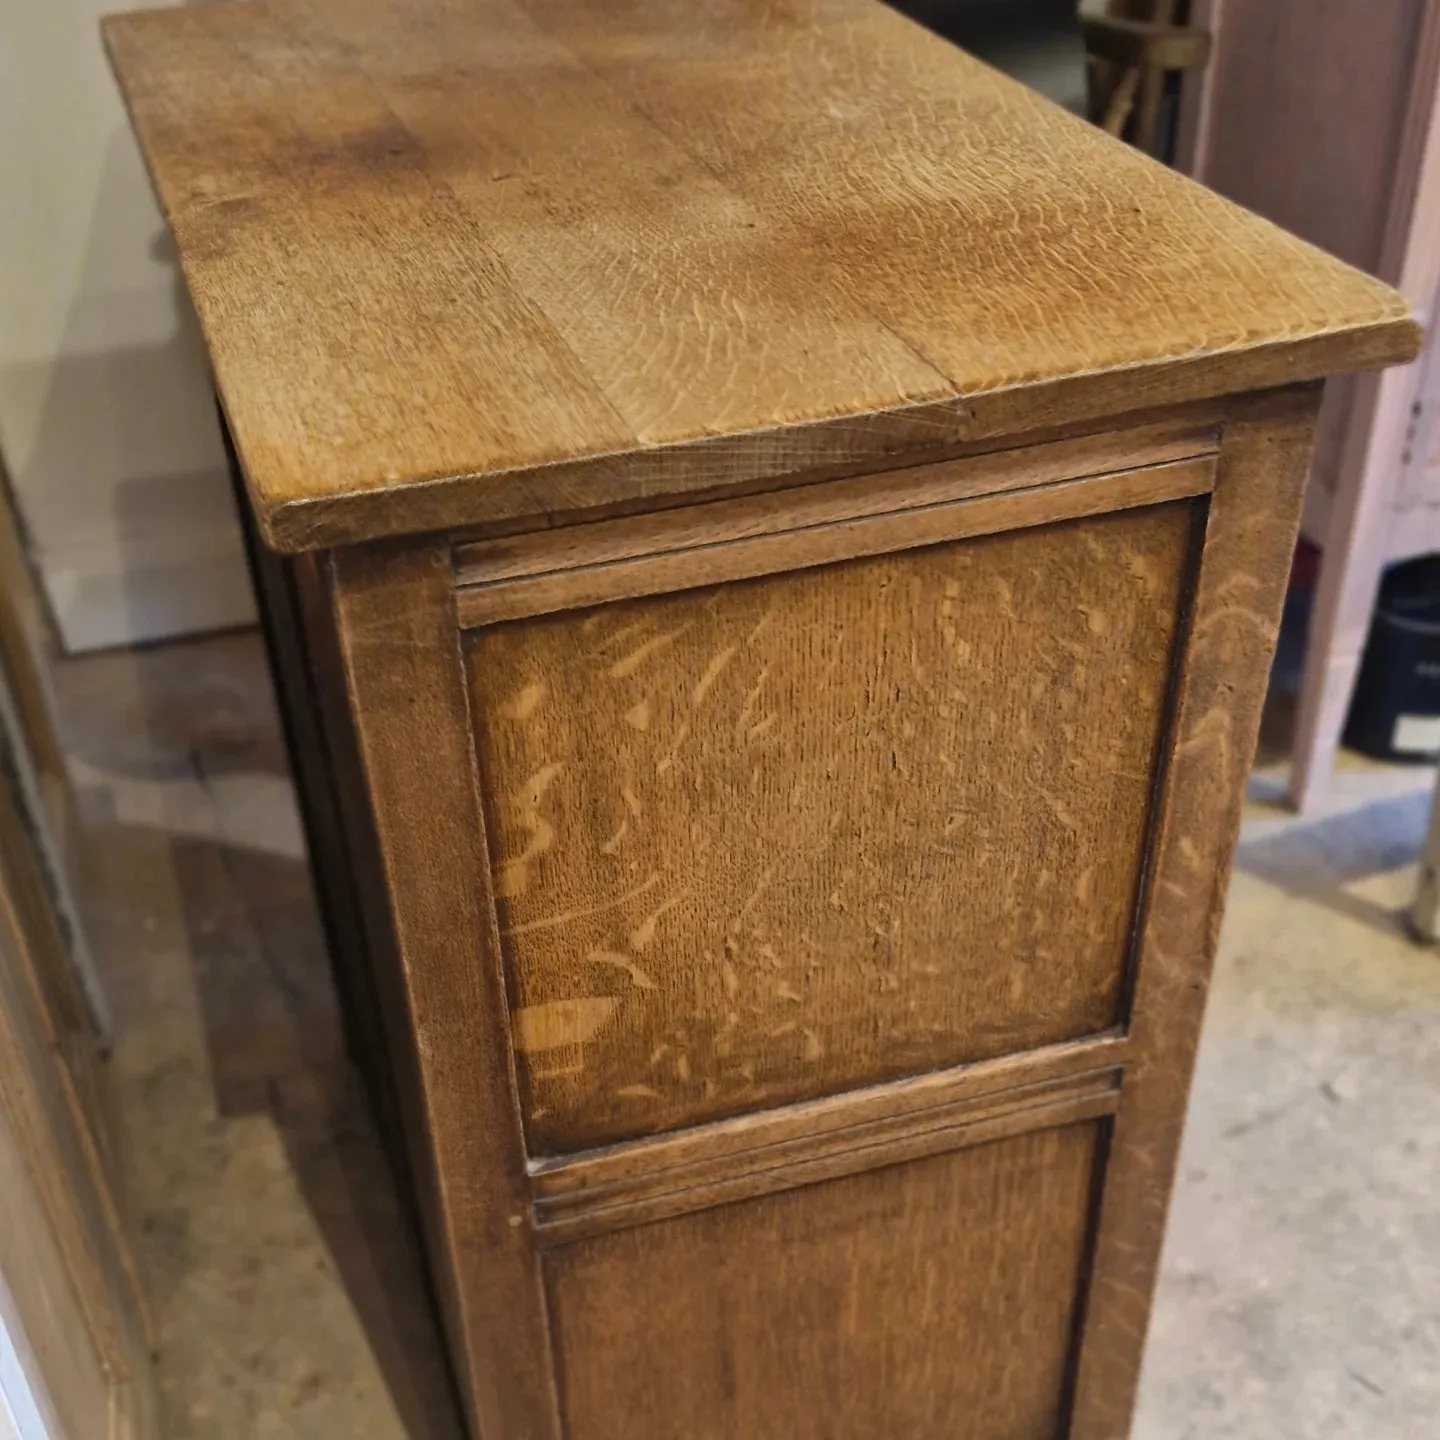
53, 631, 1440, 1438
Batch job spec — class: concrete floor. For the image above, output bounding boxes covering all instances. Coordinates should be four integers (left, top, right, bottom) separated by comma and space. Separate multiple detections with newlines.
50, 629, 1440, 1439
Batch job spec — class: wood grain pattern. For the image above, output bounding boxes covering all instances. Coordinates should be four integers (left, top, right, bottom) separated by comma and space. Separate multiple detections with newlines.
471, 502, 1195, 1153
1070, 386, 1322, 1438
547, 1123, 1103, 1440
103, 0, 1418, 550
329, 543, 560, 1440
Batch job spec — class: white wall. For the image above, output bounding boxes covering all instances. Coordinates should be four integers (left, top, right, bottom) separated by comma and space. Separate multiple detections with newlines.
0, 1279, 56, 1440
0, 0, 255, 652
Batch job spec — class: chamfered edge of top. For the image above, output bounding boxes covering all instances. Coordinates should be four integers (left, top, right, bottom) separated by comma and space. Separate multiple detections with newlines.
250, 309, 1421, 552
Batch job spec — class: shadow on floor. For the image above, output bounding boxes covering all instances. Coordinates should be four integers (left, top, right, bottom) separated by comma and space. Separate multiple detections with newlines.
165, 826, 467, 1440
1235, 790, 1430, 939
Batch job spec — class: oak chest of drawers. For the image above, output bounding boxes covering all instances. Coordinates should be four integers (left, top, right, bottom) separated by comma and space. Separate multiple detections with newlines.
106, 0, 1419, 1435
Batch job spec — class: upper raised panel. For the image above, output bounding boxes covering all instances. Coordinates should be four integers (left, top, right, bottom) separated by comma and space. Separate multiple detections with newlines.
470, 501, 1195, 1154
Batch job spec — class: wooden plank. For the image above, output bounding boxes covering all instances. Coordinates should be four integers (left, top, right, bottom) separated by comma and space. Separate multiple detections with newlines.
216, 409, 397, 1141
0, 474, 110, 1049
1068, 384, 1323, 1438
102, 1, 634, 549
508, 0, 1417, 414
103, 0, 1418, 551
532, 1071, 1121, 1245
456, 454, 1211, 625
454, 418, 1222, 585
0, 1098, 110, 1440
293, 0, 948, 449
329, 541, 561, 1440
547, 1124, 1103, 1440
531, 1031, 1129, 1191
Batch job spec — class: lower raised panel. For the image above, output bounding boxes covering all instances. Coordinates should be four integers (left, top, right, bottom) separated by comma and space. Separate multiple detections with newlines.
546, 1121, 1103, 1440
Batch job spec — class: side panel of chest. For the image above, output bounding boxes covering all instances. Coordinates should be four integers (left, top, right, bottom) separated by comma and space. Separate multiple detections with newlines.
311, 390, 1318, 1440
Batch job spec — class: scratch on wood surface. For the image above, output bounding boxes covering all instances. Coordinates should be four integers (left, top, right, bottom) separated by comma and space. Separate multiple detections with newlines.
600, 817, 628, 855
629, 892, 685, 952
588, 949, 656, 990
624, 698, 653, 731
737, 666, 770, 737
609, 625, 689, 678
1037, 789, 1080, 832
735, 866, 775, 929
1178, 705, 1235, 768
692, 644, 738, 707
721, 956, 740, 999
656, 719, 691, 775
744, 605, 779, 647
1125, 548, 1168, 597
589, 617, 649, 652
503, 871, 661, 936
497, 760, 563, 898
615, 1084, 662, 1100
500, 680, 546, 720
621, 784, 643, 819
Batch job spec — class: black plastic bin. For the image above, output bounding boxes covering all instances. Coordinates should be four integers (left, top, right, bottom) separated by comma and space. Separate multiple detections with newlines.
1344, 554, 1440, 762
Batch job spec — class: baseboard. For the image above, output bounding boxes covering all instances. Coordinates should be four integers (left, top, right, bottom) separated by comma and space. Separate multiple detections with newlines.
42, 550, 256, 653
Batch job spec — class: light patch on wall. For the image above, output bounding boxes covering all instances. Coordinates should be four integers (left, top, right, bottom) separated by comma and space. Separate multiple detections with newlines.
0, 1276, 56, 1440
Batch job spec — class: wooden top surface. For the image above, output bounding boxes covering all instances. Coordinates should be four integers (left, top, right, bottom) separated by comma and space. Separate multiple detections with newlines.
104, 0, 1421, 551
